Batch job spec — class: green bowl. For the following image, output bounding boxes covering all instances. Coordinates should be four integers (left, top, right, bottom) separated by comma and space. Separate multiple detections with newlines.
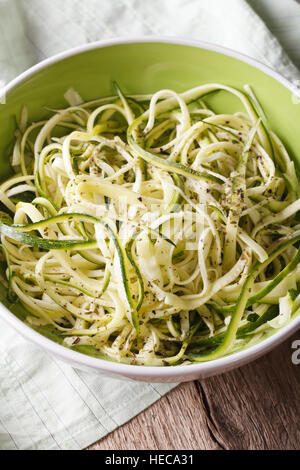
0, 38, 299, 382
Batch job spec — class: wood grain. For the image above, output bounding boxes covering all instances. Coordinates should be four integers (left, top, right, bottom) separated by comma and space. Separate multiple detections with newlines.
88, 332, 300, 450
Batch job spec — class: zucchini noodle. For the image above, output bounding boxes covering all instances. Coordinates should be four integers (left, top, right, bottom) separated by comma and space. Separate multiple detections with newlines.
0, 83, 299, 366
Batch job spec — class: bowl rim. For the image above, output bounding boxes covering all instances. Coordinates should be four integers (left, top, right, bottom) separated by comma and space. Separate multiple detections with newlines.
0, 36, 299, 378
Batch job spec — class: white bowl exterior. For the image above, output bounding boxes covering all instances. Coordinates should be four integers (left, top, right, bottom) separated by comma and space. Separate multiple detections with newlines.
0, 37, 299, 383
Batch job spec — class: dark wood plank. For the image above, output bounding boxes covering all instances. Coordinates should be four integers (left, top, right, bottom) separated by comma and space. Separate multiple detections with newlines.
196, 332, 300, 450
88, 332, 300, 450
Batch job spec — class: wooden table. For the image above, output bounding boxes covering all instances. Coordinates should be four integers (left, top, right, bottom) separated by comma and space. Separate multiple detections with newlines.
89, 1, 300, 451
89, 332, 299, 450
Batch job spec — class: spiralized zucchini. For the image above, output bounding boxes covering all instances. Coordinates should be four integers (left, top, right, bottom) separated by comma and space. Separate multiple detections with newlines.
0, 82, 299, 366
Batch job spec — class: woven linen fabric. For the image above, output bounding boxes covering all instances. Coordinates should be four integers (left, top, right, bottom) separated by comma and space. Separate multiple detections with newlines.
0, 0, 299, 450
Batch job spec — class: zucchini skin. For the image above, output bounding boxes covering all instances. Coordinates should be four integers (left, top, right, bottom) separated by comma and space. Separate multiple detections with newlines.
187, 234, 300, 362
127, 117, 224, 185
212, 247, 300, 314
0, 213, 140, 330
188, 304, 279, 351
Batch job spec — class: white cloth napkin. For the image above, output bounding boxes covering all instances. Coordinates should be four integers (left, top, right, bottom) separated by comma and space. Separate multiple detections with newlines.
0, 0, 299, 451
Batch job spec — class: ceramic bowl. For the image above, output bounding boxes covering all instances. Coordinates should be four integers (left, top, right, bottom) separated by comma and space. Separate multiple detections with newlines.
0, 38, 299, 382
